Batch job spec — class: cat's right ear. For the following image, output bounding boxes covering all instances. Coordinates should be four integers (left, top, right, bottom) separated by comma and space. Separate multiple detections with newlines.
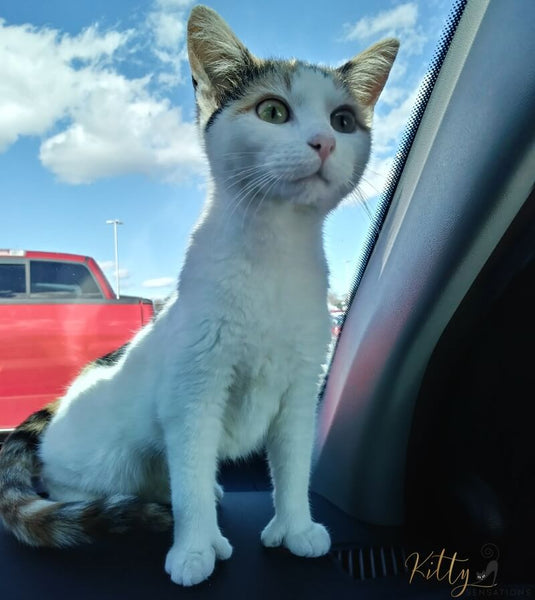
187, 5, 256, 103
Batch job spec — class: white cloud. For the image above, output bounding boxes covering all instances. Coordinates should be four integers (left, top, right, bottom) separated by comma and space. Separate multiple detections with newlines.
343, 3, 426, 56
56, 24, 131, 62
39, 78, 204, 183
379, 85, 407, 107
98, 260, 115, 271
117, 268, 130, 280
0, 4, 204, 184
155, 0, 193, 8
374, 85, 419, 154
98, 261, 130, 280
142, 277, 175, 288
345, 3, 417, 40
150, 11, 186, 49
146, 0, 193, 87
357, 155, 394, 200
0, 19, 129, 152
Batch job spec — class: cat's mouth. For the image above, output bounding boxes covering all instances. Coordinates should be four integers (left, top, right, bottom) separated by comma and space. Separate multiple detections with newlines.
293, 171, 329, 185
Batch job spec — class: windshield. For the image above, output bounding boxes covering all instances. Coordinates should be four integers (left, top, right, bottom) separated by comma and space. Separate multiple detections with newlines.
1, 1, 453, 302
0, 0, 454, 428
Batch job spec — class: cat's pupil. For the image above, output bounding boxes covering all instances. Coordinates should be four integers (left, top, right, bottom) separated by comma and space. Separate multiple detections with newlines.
256, 98, 289, 124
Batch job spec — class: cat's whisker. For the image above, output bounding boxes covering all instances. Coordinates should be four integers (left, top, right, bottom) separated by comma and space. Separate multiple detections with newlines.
223, 166, 271, 196
227, 171, 274, 212
221, 171, 275, 234
223, 162, 269, 177
344, 184, 382, 237
220, 151, 265, 159
223, 160, 283, 178
251, 174, 284, 223
223, 165, 270, 188
222, 162, 285, 191
241, 173, 278, 230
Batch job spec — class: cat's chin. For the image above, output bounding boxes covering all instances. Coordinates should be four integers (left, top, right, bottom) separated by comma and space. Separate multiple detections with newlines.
279, 174, 328, 196
293, 172, 329, 186
279, 177, 344, 212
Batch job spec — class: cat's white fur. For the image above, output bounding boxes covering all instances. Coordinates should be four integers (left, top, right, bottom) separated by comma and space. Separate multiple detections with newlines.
38, 5, 398, 587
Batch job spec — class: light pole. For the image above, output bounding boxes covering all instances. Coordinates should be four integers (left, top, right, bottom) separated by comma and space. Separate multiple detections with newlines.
106, 219, 123, 299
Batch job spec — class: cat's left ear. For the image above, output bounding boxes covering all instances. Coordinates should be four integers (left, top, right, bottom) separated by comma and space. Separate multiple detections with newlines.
337, 39, 400, 126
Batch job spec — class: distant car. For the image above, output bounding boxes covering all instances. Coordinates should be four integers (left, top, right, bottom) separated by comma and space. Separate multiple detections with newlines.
330, 311, 344, 337
0, 250, 154, 430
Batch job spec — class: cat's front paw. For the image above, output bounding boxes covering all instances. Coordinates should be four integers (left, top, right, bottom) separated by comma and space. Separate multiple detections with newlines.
165, 534, 233, 586
261, 518, 331, 557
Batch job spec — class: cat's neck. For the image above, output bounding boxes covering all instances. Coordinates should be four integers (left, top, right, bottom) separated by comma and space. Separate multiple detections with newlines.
178, 181, 330, 301
200, 182, 327, 253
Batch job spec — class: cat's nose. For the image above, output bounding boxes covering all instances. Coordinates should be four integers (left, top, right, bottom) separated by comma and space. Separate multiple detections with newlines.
308, 133, 336, 163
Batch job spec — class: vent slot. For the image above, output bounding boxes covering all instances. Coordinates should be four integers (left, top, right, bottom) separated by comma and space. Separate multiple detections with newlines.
332, 546, 408, 580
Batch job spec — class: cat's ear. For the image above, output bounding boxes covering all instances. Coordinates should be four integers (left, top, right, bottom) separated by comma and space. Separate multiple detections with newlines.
337, 39, 399, 126
187, 5, 257, 102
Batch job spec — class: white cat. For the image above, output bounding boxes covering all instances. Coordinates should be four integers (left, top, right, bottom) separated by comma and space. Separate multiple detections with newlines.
0, 4, 398, 587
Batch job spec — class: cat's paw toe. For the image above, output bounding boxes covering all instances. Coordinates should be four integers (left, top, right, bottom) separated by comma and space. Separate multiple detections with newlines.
285, 523, 331, 557
165, 535, 232, 587
261, 518, 331, 557
261, 517, 285, 547
214, 533, 233, 560
165, 546, 215, 587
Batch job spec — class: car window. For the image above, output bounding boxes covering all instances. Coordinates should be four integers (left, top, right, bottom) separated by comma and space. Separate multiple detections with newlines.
30, 261, 101, 297
0, 0, 455, 424
0, 263, 26, 297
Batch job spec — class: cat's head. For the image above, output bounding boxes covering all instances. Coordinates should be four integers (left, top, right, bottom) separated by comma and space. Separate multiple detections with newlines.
187, 5, 398, 215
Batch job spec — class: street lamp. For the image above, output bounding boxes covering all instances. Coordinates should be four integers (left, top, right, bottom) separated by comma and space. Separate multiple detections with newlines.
106, 219, 123, 299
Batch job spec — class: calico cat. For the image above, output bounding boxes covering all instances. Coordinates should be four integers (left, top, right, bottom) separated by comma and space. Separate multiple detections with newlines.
0, 4, 398, 587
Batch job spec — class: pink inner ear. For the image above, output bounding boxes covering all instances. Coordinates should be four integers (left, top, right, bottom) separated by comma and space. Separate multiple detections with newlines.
366, 71, 391, 108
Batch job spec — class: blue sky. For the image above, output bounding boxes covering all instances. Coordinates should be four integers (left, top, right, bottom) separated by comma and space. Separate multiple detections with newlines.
0, 0, 452, 300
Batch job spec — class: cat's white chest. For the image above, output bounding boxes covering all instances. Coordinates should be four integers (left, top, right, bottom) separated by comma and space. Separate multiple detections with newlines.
178, 201, 331, 461
215, 251, 330, 459
218, 358, 282, 460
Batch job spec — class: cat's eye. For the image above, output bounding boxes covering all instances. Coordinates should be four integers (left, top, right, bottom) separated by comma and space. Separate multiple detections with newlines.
330, 108, 357, 133
256, 98, 289, 124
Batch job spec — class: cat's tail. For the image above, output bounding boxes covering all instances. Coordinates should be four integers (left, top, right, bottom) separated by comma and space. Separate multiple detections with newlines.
0, 403, 172, 547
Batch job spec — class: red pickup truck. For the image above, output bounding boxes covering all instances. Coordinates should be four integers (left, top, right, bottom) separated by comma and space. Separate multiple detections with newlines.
0, 250, 154, 430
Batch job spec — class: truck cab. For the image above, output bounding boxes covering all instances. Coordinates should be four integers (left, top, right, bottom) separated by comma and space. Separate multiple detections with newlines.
0, 250, 154, 430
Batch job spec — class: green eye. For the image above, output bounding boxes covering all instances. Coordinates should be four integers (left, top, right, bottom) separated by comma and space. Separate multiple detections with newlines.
256, 98, 289, 124
330, 108, 357, 133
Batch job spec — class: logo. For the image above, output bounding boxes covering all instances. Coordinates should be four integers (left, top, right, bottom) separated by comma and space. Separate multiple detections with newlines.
405, 543, 499, 598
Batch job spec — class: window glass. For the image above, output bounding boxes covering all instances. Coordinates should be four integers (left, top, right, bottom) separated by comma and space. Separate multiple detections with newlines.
30, 261, 101, 297
0, 263, 26, 297
0, 0, 456, 306
0, 0, 455, 428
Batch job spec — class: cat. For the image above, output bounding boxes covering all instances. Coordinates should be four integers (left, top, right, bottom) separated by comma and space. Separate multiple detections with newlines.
0, 4, 398, 587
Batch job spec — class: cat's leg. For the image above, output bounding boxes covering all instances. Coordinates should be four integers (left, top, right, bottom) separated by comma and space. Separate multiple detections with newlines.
261, 375, 331, 557
159, 366, 233, 587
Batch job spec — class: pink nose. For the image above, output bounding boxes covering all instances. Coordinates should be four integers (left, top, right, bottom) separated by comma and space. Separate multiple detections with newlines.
308, 133, 336, 163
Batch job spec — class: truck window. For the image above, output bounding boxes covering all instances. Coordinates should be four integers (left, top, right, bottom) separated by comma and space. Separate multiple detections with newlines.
29, 261, 102, 298
0, 263, 26, 297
